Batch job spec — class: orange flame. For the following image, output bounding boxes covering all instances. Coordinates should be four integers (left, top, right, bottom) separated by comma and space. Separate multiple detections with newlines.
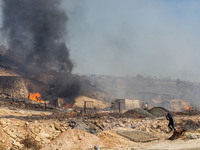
64, 103, 72, 108
186, 106, 192, 110
68, 112, 76, 117
29, 92, 44, 103
149, 104, 152, 110
186, 106, 190, 110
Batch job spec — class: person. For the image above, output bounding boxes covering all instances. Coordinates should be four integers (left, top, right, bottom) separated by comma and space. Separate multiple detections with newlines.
166, 113, 176, 132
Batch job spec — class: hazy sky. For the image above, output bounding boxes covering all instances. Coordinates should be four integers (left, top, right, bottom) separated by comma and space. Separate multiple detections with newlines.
1, 0, 200, 81
61, 0, 200, 81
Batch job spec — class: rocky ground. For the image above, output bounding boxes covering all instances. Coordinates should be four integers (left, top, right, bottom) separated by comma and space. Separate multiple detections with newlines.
1, 104, 200, 150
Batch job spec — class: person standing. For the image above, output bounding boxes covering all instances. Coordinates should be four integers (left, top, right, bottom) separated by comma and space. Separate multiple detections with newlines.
166, 113, 176, 132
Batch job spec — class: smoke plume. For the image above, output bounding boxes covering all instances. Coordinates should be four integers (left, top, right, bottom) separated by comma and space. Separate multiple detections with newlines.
1, 0, 80, 98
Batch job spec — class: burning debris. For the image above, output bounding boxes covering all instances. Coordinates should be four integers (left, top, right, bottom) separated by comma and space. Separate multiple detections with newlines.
151, 99, 192, 112
0, 0, 80, 104
28, 93, 44, 104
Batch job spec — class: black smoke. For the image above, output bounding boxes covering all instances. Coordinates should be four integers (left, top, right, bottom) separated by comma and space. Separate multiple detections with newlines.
1, 0, 80, 98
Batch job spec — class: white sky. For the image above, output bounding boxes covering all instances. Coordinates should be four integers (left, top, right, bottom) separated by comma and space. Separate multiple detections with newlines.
62, 0, 200, 81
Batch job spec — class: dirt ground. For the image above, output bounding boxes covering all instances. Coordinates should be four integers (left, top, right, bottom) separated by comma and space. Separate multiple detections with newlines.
1, 106, 200, 150
103, 138, 200, 150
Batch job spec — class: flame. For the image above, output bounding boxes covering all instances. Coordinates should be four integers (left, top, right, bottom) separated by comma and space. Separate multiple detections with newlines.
186, 106, 190, 110
68, 112, 76, 117
29, 92, 44, 103
64, 103, 72, 108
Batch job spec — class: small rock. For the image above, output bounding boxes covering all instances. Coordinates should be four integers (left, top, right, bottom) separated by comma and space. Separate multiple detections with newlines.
94, 145, 100, 150
50, 124, 54, 128
0, 121, 3, 125
119, 124, 125, 127
157, 129, 161, 132
42, 138, 50, 144
35, 137, 41, 142
60, 127, 65, 132
105, 120, 110, 123
187, 135, 198, 139
54, 123, 60, 130
13, 140, 21, 147
78, 135, 82, 140
34, 128, 41, 134
38, 132, 50, 139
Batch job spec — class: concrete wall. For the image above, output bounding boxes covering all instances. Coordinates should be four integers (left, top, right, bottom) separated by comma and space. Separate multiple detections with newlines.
114, 99, 142, 112
125, 99, 141, 110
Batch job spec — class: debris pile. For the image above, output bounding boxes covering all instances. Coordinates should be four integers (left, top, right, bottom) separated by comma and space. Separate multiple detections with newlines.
123, 108, 154, 118
148, 107, 169, 117
168, 129, 186, 140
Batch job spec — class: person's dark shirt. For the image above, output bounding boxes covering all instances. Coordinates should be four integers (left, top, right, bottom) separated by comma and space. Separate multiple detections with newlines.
167, 114, 174, 124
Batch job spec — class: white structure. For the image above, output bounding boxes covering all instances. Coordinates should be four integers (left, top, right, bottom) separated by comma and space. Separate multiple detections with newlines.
114, 99, 142, 113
